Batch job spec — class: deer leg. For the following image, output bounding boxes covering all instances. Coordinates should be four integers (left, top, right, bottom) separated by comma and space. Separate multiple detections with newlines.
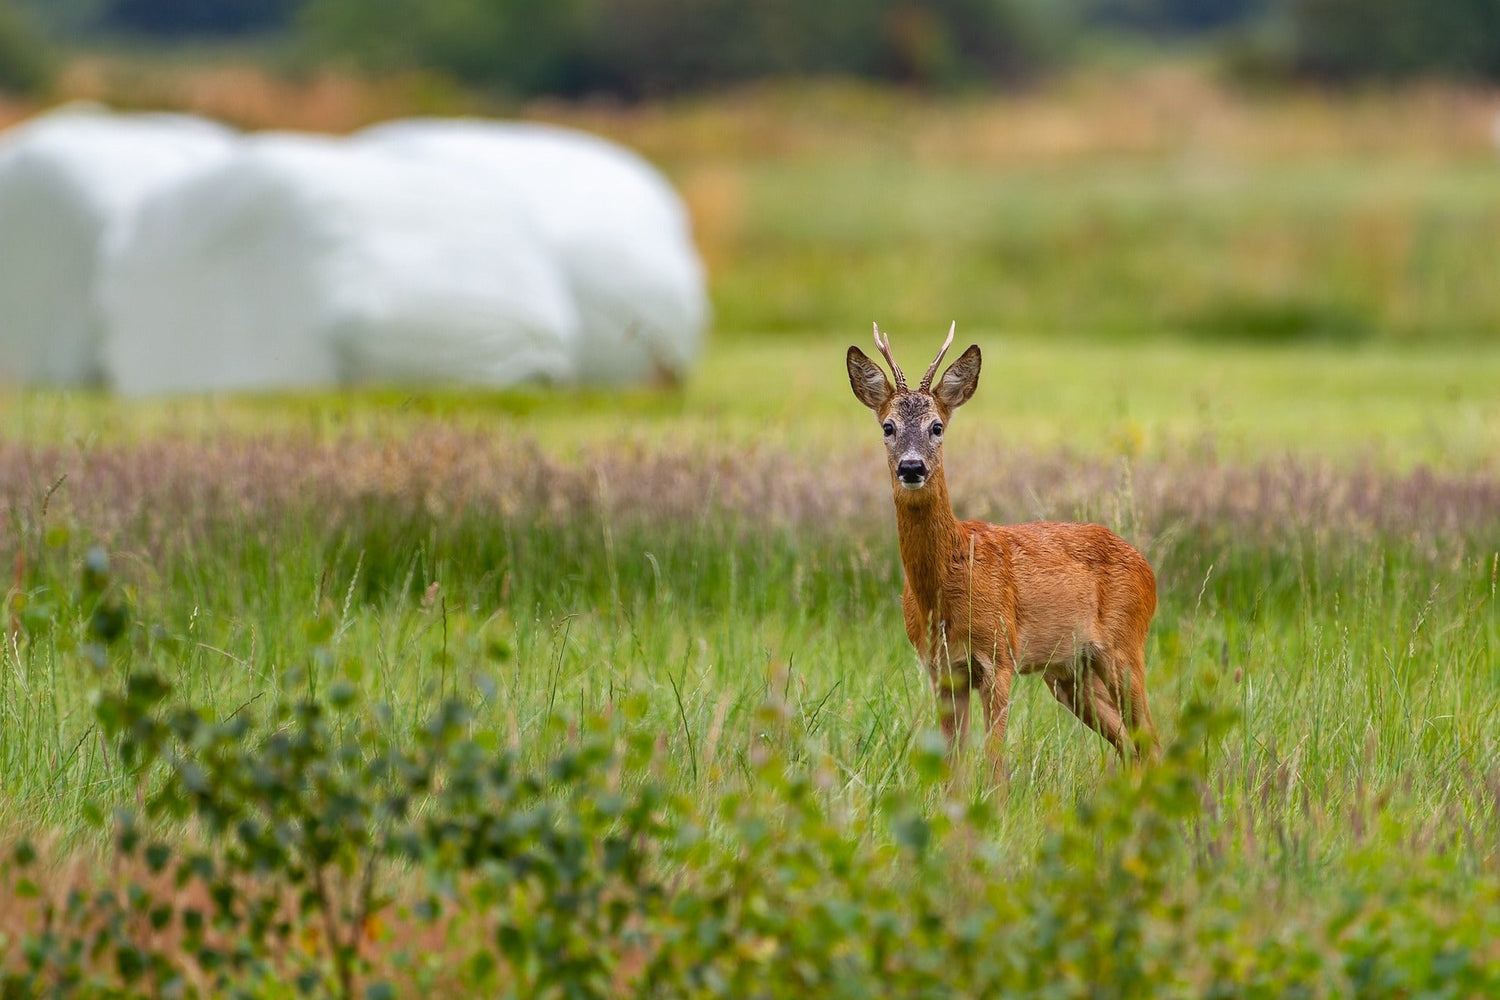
1085, 668, 1137, 762
1093, 645, 1159, 762
1046, 663, 1132, 761
931, 663, 973, 757
1112, 644, 1160, 760
979, 663, 1014, 785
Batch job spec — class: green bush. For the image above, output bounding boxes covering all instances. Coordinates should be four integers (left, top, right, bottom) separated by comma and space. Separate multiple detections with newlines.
10, 641, 1500, 997
1, 515, 1499, 997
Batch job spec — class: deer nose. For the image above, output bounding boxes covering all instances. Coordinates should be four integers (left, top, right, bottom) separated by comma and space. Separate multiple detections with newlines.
896, 458, 928, 484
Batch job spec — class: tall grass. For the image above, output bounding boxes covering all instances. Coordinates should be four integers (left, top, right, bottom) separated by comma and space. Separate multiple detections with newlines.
2, 422, 1496, 853
0, 361, 1496, 991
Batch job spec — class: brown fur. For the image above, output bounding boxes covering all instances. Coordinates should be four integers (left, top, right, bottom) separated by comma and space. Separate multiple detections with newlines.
849, 329, 1158, 778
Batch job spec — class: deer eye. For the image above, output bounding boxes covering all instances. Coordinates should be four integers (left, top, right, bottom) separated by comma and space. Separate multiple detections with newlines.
930, 422, 944, 438
881, 421, 895, 437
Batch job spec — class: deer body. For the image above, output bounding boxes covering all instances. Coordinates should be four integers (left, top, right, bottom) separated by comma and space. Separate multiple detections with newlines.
849, 325, 1157, 775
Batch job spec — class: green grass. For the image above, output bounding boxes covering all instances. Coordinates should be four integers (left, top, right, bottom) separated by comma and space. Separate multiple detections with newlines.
4, 436, 1498, 989
3, 78, 1500, 992
5, 335, 1499, 469
711, 156, 1500, 347
2, 326, 1497, 844
2, 340, 1497, 843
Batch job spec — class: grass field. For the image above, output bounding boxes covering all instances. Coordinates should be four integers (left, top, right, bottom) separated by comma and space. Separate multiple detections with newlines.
8, 335, 1500, 467
2, 70, 1500, 995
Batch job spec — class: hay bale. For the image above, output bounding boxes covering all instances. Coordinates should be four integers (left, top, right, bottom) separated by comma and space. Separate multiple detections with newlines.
101, 133, 578, 395
360, 119, 707, 384
0, 104, 233, 385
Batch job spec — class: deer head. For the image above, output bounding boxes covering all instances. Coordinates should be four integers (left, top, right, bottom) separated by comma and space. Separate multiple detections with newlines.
847, 322, 981, 494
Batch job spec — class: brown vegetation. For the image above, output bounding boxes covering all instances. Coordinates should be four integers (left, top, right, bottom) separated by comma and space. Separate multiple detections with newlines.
1, 428, 1495, 572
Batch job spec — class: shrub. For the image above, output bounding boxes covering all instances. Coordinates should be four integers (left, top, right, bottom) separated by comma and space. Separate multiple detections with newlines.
18, 653, 1500, 998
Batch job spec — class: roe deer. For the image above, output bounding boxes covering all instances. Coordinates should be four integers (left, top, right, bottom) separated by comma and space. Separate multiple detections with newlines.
847, 323, 1159, 778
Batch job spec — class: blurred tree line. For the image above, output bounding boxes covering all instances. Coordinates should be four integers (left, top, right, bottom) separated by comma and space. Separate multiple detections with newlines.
0, 0, 53, 93
1287, 0, 1500, 81
101, 0, 301, 36
2, 0, 1498, 98
298, 0, 1070, 95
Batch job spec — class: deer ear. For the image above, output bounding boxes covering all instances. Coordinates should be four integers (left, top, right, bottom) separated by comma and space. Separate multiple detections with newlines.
847, 346, 895, 411
934, 345, 981, 411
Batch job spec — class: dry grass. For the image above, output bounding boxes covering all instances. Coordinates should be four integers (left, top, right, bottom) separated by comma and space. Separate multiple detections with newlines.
3, 430, 1496, 571
549, 67, 1500, 166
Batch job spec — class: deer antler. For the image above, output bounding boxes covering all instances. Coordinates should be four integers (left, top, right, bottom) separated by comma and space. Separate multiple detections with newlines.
919, 321, 956, 393
873, 323, 908, 393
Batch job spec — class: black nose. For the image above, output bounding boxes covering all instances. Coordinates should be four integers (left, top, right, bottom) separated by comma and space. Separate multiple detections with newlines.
897, 459, 927, 482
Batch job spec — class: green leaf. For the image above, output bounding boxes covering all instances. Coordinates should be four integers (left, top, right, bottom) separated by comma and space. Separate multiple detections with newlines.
466, 949, 497, 982
115, 944, 145, 982
328, 679, 359, 710
145, 842, 172, 873
116, 809, 141, 854
892, 812, 931, 856
88, 601, 129, 644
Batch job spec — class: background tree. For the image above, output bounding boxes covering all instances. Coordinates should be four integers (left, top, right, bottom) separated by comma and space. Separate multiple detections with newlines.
1087, 0, 1269, 35
0, 0, 54, 95
1286, 0, 1500, 81
99, 0, 301, 36
11, 0, 1500, 93
298, 0, 1069, 98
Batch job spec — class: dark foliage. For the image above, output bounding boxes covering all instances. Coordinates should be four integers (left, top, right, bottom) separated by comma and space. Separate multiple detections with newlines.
0, 0, 54, 94
298, 0, 1066, 98
1089, 0, 1270, 34
99, 0, 302, 36
1287, 0, 1500, 81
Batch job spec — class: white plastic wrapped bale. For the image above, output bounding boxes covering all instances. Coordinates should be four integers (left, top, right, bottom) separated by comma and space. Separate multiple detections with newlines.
101, 134, 578, 395
0, 104, 234, 386
359, 119, 708, 385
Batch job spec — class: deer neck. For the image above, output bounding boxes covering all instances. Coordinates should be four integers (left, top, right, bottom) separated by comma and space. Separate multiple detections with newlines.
893, 468, 961, 608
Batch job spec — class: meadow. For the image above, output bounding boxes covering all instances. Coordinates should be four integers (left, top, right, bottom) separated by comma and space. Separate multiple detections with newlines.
2, 69, 1500, 996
